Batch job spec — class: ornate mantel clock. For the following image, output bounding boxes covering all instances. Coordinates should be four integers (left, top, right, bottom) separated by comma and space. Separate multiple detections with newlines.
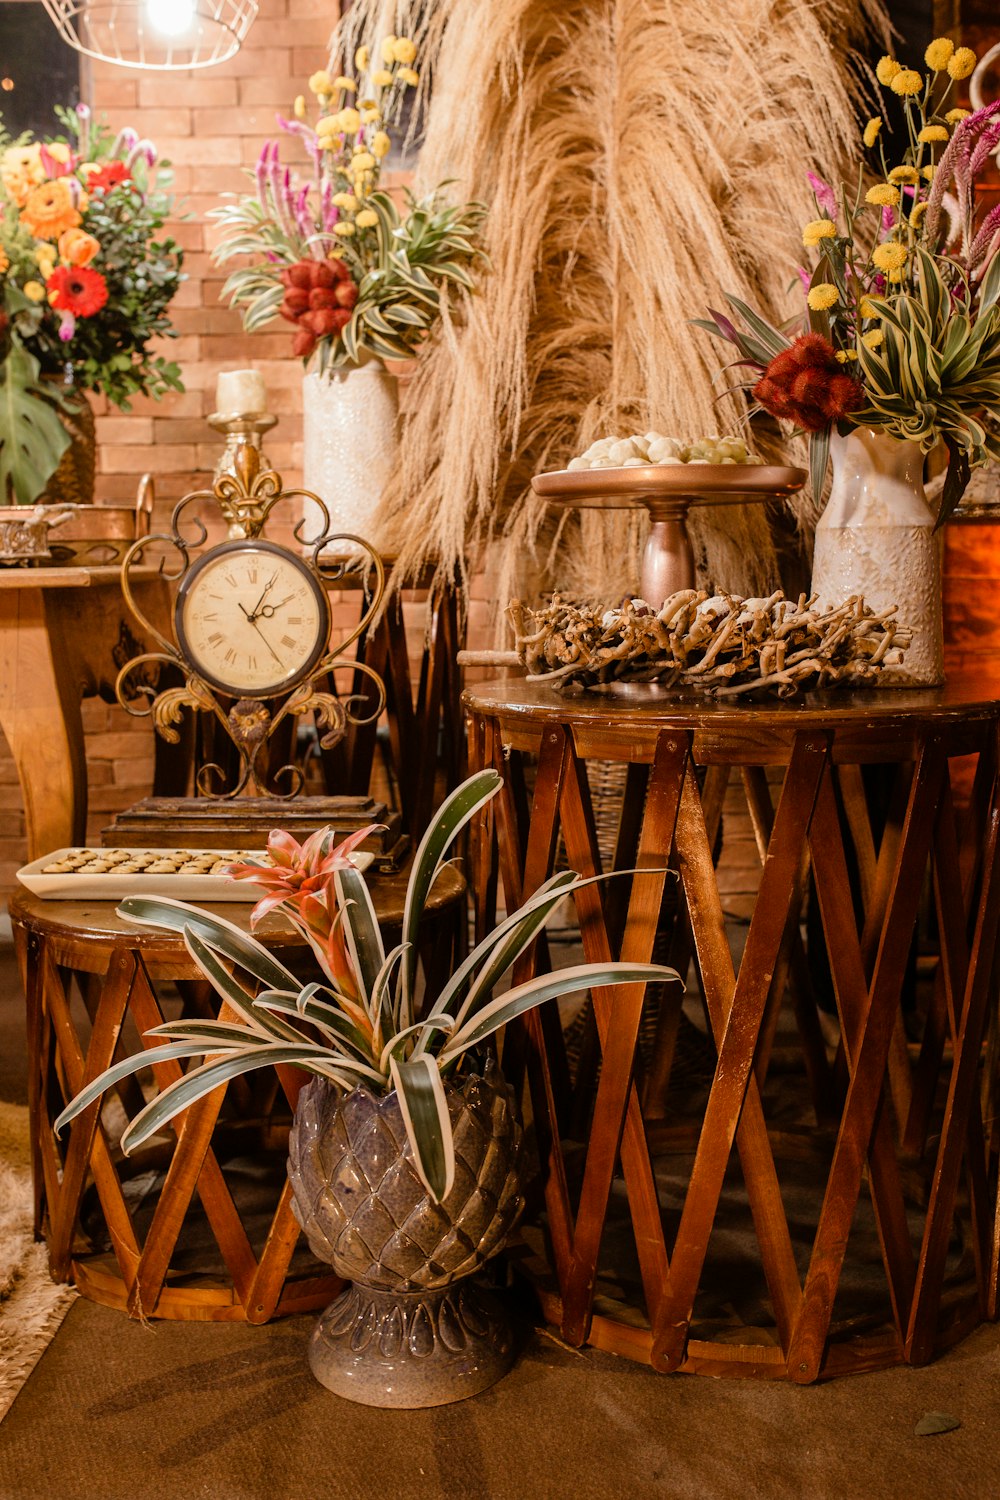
111, 444, 405, 865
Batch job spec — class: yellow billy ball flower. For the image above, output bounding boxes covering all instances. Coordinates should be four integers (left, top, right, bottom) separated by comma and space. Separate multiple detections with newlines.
333, 76, 357, 92
316, 115, 341, 137
891, 69, 924, 96
356, 209, 379, 228
351, 150, 375, 172
293, 94, 306, 119
332, 192, 358, 210
863, 117, 882, 148
888, 165, 921, 185
922, 164, 936, 181
865, 183, 900, 206
858, 296, 878, 319
876, 56, 901, 85
337, 108, 361, 134
398, 67, 419, 86
22, 280, 46, 302
334, 222, 357, 238
802, 218, 836, 248
946, 108, 970, 123
309, 69, 333, 96
835, 349, 859, 363
392, 37, 417, 64
917, 124, 949, 143
361, 106, 380, 124
924, 37, 954, 71
888, 267, 906, 283
861, 329, 884, 351
872, 241, 908, 271
380, 35, 397, 63
806, 283, 839, 311
372, 69, 394, 87
370, 131, 392, 158
948, 47, 977, 80
909, 202, 929, 228
355, 45, 369, 72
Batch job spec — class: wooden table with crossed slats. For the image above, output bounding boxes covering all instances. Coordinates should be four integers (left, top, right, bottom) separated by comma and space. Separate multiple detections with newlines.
11, 865, 465, 1323
465, 674, 1000, 1381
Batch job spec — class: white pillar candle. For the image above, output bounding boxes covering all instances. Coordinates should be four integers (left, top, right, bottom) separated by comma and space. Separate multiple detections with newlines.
215, 369, 267, 414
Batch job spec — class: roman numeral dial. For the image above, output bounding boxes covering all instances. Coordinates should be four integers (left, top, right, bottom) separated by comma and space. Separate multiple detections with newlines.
175, 541, 329, 697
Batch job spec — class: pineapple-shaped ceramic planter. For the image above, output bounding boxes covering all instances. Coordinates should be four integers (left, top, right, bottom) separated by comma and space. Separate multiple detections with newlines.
288, 1058, 523, 1409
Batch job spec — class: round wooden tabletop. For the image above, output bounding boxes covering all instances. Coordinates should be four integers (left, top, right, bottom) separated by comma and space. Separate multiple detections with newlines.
463, 668, 1000, 765
8, 861, 465, 960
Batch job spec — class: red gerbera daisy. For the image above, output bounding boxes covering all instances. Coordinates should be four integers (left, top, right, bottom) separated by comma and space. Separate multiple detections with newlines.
47, 265, 109, 318
87, 161, 131, 194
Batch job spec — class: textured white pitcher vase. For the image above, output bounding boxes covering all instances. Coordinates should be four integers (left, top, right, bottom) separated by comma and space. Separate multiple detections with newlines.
301, 361, 399, 548
811, 428, 944, 687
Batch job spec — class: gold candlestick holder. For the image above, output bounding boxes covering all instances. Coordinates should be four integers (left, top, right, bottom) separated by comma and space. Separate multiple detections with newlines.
208, 410, 279, 537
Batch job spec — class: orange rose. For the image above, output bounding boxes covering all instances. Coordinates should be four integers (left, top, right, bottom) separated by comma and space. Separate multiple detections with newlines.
20, 178, 80, 240
58, 227, 100, 267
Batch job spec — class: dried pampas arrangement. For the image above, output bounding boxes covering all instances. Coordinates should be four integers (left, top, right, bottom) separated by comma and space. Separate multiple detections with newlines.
331, 0, 887, 612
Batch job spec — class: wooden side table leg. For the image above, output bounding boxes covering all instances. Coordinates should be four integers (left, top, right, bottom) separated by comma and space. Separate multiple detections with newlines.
0, 588, 86, 857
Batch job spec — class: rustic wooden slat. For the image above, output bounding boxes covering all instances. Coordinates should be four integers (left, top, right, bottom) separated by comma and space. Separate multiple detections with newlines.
787, 741, 946, 1383
906, 793, 1000, 1362
559, 731, 688, 1342
808, 771, 917, 1348
650, 736, 826, 1370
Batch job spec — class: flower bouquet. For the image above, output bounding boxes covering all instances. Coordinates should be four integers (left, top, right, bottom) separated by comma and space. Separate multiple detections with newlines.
210, 35, 487, 371
0, 107, 184, 506
696, 38, 1000, 524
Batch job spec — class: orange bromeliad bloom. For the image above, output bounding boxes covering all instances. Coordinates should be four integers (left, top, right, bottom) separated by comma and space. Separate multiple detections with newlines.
20, 178, 80, 240
227, 825, 380, 1016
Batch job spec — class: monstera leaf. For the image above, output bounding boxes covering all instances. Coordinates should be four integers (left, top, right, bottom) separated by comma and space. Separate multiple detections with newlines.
0, 341, 71, 505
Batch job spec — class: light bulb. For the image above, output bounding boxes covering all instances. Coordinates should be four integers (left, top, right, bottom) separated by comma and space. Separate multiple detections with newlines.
146, 0, 196, 37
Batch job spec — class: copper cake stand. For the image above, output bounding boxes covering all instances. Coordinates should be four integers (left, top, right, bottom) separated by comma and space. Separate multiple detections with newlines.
532, 464, 807, 604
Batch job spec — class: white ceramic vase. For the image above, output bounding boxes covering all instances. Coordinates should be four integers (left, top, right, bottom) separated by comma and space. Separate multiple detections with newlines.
811, 428, 944, 687
301, 361, 399, 549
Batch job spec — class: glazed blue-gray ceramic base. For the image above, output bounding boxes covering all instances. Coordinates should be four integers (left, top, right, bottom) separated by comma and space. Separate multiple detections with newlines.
308, 1279, 515, 1408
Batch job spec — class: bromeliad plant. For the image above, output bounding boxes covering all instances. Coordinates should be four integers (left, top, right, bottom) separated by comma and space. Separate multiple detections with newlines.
210, 36, 487, 371
696, 37, 1000, 523
55, 770, 675, 1203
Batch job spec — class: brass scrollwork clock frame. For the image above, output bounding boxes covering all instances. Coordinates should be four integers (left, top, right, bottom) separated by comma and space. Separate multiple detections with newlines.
115, 443, 387, 801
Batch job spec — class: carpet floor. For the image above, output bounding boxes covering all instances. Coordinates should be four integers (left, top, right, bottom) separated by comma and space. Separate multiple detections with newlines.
2, 919, 1000, 1500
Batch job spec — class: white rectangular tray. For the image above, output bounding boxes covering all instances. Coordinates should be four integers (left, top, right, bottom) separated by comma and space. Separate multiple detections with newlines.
16, 847, 372, 903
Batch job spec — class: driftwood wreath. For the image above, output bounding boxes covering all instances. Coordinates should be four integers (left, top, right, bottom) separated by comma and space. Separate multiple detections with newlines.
461, 591, 910, 698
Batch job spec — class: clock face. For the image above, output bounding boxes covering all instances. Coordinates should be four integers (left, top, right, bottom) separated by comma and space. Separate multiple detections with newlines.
175, 540, 329, 697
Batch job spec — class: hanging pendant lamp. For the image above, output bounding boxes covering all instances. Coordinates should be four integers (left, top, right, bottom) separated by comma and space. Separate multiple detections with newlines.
39, 0, 258, 70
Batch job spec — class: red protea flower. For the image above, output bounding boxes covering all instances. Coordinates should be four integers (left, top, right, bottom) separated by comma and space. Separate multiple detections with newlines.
752, 334, 863, 432
46, 265, 109, 318
86, 160, 131, 194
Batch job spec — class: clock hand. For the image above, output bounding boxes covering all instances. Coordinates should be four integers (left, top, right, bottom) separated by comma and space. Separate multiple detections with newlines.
249, 615, 285, 669
248, 574, 277, 622
257, 594, 295, 619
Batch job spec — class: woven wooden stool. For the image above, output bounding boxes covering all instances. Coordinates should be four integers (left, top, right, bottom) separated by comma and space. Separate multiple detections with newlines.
12, 864, 464, 1324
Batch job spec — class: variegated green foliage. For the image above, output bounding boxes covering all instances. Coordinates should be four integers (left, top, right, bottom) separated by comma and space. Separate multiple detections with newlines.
854, 249, 1000, 525
55, 771, 676, 1203
212, 186, 487, 370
